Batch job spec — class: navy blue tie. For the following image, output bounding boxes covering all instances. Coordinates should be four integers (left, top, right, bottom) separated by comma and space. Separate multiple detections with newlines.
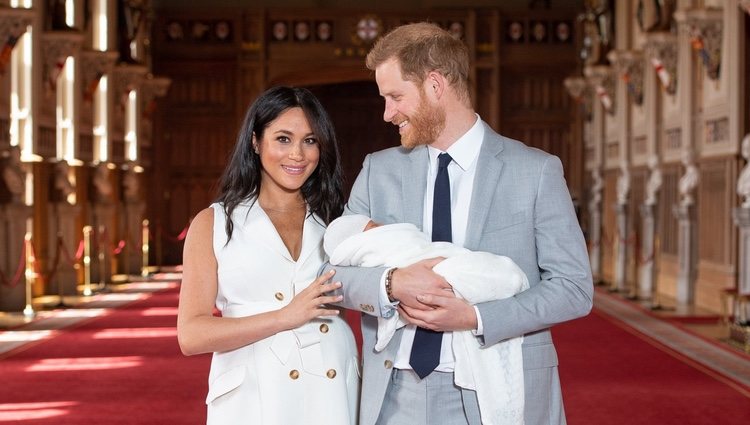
410, 152, 452, 379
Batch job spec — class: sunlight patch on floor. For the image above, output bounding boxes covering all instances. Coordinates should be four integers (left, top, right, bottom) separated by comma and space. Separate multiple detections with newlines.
25, 356, 144, 371
140, 307, 178, 316
0, 401, 78, 421
92, 327, 177, 339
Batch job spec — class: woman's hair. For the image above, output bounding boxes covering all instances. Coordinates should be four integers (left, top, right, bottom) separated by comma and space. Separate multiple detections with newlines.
217, 86, 345, 240
365, 22, 470, 105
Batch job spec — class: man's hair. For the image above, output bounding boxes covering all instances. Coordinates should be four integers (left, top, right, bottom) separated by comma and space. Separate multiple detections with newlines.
366, 22, 470, 104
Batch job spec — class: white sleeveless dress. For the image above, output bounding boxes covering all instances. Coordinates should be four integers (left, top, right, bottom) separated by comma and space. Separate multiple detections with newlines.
206, 201, 360, 425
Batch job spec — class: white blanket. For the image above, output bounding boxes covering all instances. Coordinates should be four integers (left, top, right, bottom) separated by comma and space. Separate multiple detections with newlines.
325, 217, 528, 425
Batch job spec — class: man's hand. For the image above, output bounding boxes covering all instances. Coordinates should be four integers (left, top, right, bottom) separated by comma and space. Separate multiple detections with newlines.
390, 258, 451, 310
399, 293, 478, 332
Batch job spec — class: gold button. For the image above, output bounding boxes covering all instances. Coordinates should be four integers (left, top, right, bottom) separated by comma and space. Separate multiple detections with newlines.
275, 292, 284, 301
326, 369, 337, 379
384, 360, 393, 369
289, 369, 299, 379
319, 324, 329, 333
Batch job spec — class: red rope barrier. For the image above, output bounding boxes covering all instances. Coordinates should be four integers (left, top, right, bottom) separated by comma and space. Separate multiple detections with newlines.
155, 221, 190, 243
0, 241, 27, 288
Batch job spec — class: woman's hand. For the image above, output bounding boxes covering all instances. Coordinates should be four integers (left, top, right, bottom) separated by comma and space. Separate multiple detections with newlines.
279, 270, 343, 330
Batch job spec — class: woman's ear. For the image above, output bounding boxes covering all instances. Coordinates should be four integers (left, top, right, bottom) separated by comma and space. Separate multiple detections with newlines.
251, 134, 259, 154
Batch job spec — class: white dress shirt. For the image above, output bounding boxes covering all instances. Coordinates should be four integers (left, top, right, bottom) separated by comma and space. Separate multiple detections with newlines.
390, 114, 485, 372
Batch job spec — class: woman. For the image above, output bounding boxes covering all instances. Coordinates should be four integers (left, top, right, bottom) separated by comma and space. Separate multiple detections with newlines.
177, 86, 359, 424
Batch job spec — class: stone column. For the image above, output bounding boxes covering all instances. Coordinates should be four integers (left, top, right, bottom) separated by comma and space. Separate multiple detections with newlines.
639, 204, 657, 300
673, 203, 698, 304
48, 202, 81, 296
121, 201, 145, 276
91, 204, 115, 287
614, 203, 629, 292
588, 169, 603, 284
48, 161, 81, 296
613, 162, 630, 293
0, 203, 32, 311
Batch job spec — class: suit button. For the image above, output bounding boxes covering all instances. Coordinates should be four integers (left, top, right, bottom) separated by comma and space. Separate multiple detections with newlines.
289, 370, 300, 379
384, 360, 393, 369
319, 324, 329, 333
326, 369, 337, 379
275, 292, 284, 301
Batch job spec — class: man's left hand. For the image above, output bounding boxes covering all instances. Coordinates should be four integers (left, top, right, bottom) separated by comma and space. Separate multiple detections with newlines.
398, 293, 477, 331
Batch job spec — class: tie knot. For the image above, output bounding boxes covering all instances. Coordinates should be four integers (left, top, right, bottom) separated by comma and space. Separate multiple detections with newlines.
438, 152, 452, 169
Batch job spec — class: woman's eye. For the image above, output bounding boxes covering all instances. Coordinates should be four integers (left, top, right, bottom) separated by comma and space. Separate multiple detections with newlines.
277, 136, 290, 143
304, 138, 318, 145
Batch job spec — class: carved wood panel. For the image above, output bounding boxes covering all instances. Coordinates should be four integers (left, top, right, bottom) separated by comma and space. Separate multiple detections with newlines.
698, 158, 736, 266
500, 67, 576, 189
307, 81, 399, 196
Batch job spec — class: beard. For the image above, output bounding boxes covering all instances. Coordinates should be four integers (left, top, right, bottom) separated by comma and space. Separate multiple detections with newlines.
398, 92, 446, 148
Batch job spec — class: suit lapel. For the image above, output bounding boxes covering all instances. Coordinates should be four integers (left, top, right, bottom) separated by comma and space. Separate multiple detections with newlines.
296, 213, 325, 267
240, 202, 295, 262
465, 125, 505, 250
402, 146, 428, 228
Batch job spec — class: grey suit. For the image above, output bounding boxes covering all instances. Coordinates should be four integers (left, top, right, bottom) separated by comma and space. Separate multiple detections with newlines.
330, 122, 593, 425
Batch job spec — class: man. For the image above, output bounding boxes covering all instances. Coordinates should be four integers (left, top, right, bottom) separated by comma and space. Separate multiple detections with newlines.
327, 22, 593, 425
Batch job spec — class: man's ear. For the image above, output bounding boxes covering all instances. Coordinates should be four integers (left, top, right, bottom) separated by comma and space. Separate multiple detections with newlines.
425, 71, 445, 99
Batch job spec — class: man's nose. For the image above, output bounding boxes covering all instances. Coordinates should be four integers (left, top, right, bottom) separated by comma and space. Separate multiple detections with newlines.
383, 99, 395, 122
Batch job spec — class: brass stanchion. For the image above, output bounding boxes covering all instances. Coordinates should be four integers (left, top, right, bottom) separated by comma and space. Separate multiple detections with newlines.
141, 219, 150, 277
97, 225, 107, 291
609, 231, 619, 292
23, 233, 36, 319
82, 226, 93, 296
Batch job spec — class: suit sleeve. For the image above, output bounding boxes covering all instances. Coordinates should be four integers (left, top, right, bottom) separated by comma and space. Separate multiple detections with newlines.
476, 155, 593, 345
320, 154, 390, 317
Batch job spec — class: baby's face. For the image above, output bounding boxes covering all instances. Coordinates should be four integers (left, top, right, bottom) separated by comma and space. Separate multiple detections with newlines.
364, 220, 381, 231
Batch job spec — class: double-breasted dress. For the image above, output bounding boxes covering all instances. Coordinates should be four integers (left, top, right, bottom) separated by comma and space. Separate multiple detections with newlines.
206, 201, 360, 425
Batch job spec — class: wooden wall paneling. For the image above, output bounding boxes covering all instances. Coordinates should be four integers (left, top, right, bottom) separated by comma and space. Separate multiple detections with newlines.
697, 157, 736, 267
473, 9, 499, 130
602, 169, 618, 284
307, 82, 399, 196
659, 165, 680, 257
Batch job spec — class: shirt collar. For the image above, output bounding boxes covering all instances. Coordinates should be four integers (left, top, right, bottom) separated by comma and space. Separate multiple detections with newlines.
427, 114, 484, 171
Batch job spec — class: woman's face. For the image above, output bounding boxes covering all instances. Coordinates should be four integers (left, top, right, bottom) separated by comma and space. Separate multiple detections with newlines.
255, 107, 320, 194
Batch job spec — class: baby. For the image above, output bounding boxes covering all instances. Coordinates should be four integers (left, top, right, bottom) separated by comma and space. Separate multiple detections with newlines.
325, 214, 528, 425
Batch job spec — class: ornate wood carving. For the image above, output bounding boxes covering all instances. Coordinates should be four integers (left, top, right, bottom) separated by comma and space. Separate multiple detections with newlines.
564, 76, 593, 122
584, 65, 616, 115
79, 50, 119, 102
644, 32, 678, 96
40, 31, 84, 92
0, 6, 34, 74
675, 8, 723, 80
111, 63, 148, 132
608, 50, 645, 106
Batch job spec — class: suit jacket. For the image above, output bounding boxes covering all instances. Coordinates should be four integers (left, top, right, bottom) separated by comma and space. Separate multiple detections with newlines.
331, 122, 593, 425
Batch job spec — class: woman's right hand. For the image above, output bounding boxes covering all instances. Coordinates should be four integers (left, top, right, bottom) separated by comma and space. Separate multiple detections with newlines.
279, 270, 343, 330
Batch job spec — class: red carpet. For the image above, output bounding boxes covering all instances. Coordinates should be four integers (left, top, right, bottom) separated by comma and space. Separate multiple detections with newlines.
0, 285, 209, 424
2, 285, 749, 424
556, 309, 750, 425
